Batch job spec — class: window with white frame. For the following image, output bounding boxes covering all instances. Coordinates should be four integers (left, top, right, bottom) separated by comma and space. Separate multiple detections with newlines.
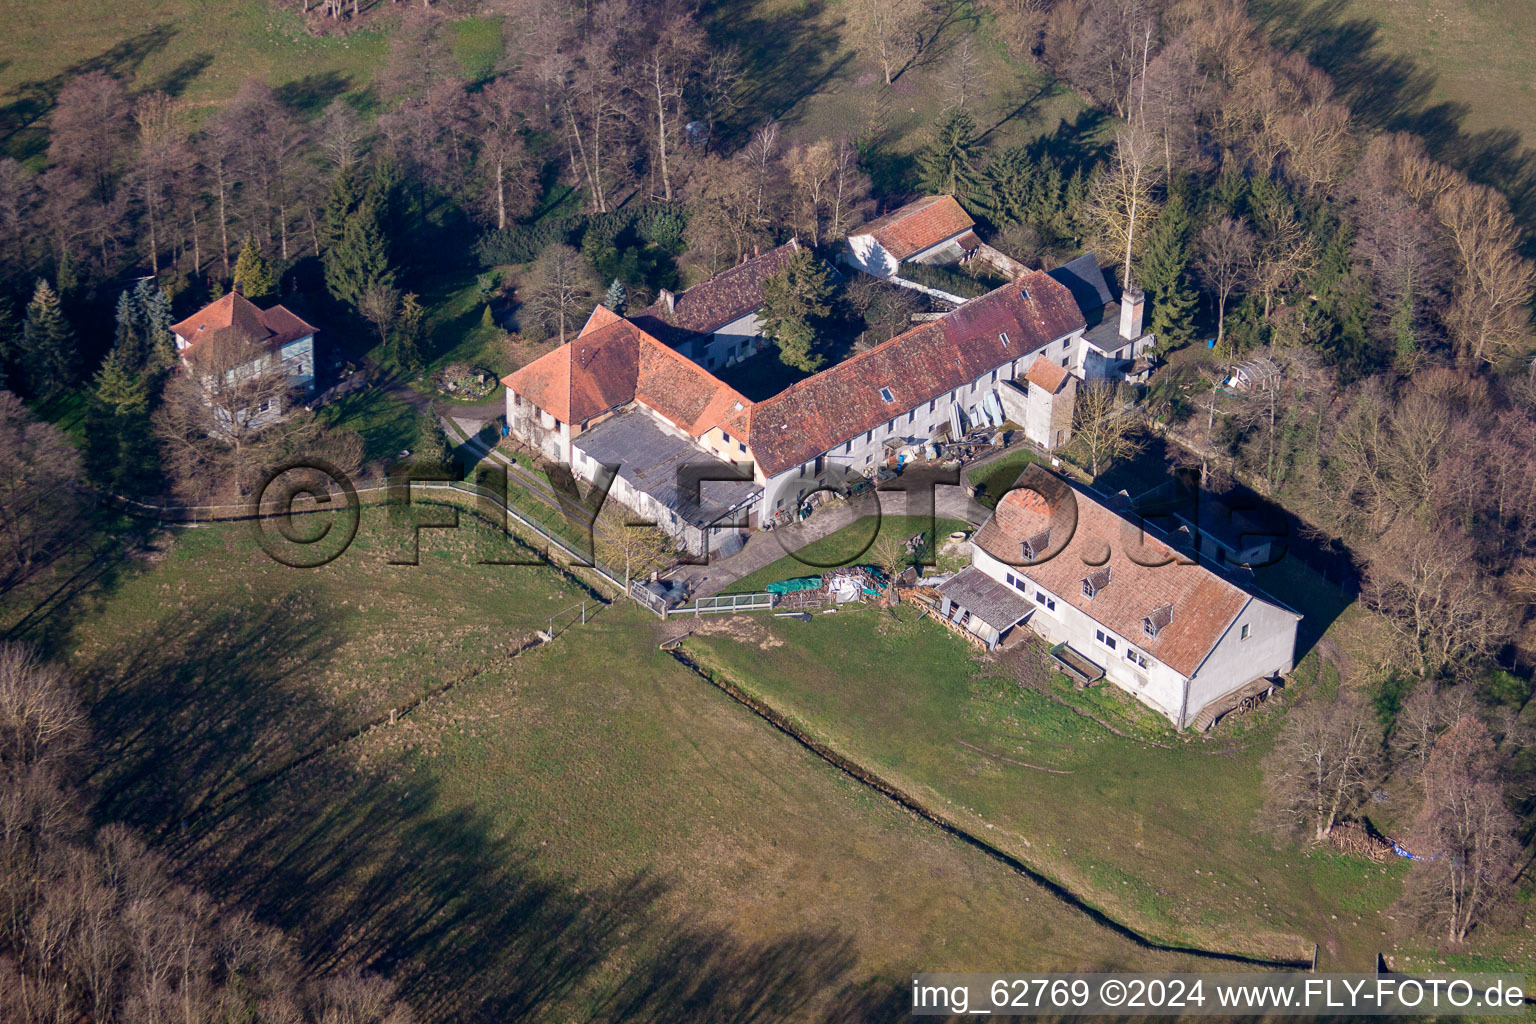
1094, 628, 1118, 652
1124, 648, 1150, 669
1000, 331, 1010, 346
1034, 591, 1055, 611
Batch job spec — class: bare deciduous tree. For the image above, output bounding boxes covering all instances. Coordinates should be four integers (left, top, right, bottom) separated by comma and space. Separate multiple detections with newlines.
1364, 522, 1510, 674
1070, 381, 1143, 478
317, 97, 369, 174
1263, 689, 1381, 842
851, 0, 933, 85
0, 392, 82, 594
521, 243, 597, 344
1432, 179, 1536, 368
359, 284, 401, 348
1401, 717, 1520, 943
1196, 215, 1256, 353
1088, 123, 1161, 291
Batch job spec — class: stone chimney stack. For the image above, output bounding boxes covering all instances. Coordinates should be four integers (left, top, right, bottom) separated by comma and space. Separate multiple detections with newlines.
1119, 288, 1145, 340
660, 288, 675, 316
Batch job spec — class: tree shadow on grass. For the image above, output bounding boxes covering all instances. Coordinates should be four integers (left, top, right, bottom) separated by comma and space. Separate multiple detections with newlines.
157, 715, 916, 1022
1251, 0, 1536, 252
1, 511, 159, 659
276, 70, 354, 118
0, 25, 176, 161
701, 0, 850, 148
74, 582, 920, 1019
82, 590, 347, 836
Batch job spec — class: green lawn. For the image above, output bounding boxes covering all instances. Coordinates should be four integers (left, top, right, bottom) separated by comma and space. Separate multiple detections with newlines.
964, 447, 1047, 508
317, 385, 426, 466
684, 604, 1412, 969
59, 522, 1203, 1020
724, 514, 973, 593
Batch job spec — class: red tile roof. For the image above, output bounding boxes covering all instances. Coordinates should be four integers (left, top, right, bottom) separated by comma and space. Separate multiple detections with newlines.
745, 270, 1085, 476
854, 196, 976, 260
1024, 353, 1071, 394
170, 291, 316, 351
630, 240, 801, 346
503, 315, 751, 438
975, 465, 1258, 676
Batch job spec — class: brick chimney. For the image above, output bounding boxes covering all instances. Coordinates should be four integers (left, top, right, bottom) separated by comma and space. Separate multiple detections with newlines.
1119, 288, 1145, 340
659, 288, 675, 316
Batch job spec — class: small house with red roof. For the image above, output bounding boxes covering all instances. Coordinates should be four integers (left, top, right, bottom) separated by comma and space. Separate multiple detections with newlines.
169, 289, 318, 424
954, 463, 1299, 729
845, 195, 979, 279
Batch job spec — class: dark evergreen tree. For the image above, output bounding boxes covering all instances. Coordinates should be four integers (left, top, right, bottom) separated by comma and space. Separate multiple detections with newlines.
83, 344, 160, 493
759, 247, 833, 372
415, 415, 452, 471
917, 108, 983, 201
113, 279, 176, 374
320, 167, 364, 254
393, 292, 425, 372
1140, 191, 1198, 350
22, 279, 76, 397
975, 146, 1036, 227
324, 192, 394, 310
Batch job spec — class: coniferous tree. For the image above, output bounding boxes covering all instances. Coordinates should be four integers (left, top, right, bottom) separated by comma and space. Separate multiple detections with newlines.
759, 247, 832, 372
604, 278, 627, 314
393, 292, 425, 372
975, 146, 1036, 227
84, 344, 158, 494
324, 192, 394, 310
232, 234, 277, 300
415, 415, 452, 471
320, 167, 364, 254
113, 279, 176, 374
22, 279, 76, 398
917, 108, 982, 200
1141, 191, 1198, 350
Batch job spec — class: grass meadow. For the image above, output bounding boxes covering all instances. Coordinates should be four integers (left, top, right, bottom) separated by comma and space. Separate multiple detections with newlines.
51, 519, 1206, 1020
683, 603, 1412, 969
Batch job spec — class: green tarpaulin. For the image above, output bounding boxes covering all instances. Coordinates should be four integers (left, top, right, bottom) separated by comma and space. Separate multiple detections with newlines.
766, 577, 823, 595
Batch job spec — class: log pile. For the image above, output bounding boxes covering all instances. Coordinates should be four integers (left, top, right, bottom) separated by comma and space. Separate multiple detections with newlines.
1326, 820, 1393, 862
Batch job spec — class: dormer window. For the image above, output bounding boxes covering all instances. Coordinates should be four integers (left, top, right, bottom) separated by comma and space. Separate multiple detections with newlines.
879, 387, 895, 403
1021, 528, 1051, 561
1142, 603, 1173, 639
1081, 566, 1111, 599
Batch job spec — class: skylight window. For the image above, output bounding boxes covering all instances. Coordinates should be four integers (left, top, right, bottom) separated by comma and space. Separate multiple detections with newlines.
879, 387, 895, 403
1000, 331, 1010, 346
